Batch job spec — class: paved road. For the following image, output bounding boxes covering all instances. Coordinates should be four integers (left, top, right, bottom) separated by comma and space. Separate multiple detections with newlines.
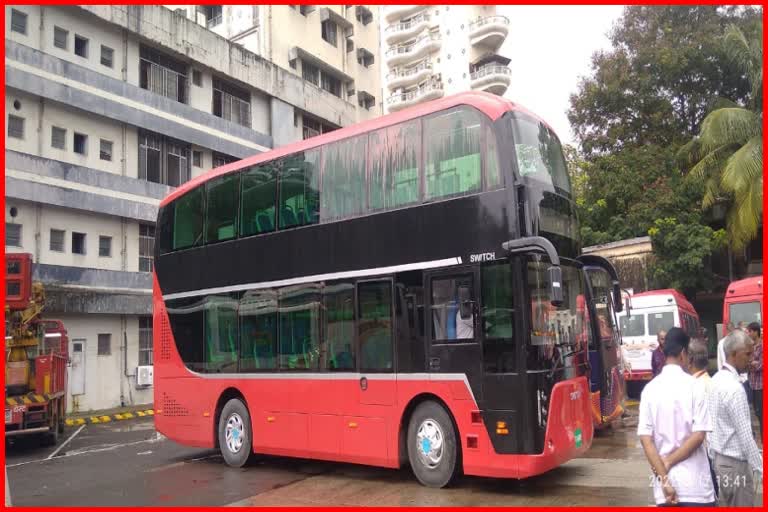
5, 407, 762, 507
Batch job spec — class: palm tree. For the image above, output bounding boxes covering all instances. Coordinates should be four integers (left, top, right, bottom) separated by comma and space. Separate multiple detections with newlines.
679, 24, 763, 250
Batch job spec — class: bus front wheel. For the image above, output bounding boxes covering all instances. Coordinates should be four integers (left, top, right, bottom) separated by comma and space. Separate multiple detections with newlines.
218, 398, 253, 468
406, 401, 459, 488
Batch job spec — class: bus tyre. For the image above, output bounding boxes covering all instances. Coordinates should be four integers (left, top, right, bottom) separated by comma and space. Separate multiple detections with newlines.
407, 401, 459, 488
218, 399, 253, 468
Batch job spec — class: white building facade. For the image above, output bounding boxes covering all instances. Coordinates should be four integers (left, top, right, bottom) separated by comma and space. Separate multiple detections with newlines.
171, 4, 383, 126
5, 4, 366, 413
381, 5, 510, 113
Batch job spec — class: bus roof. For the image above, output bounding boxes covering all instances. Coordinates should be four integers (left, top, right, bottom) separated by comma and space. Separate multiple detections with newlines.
625, 289, 696, 314
726, 276, 763, 300
160, 91, 553, 207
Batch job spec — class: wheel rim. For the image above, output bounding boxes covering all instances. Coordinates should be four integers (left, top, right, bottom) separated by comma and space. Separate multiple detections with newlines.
225, 412, 245, 454
415, 418, 444, 468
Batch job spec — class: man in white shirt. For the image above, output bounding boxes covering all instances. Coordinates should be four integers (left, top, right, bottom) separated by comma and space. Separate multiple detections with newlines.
638, 327, 716, 506
708, 329, 762, 507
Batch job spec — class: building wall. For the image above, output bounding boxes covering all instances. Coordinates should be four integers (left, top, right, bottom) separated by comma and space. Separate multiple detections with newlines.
56, 313, 152, 413
272, 6, 348, 74
6, 3, 373, 412
381, 5, 509, 113
5, 200, 149, 273
4, 200, 36, 257
171, 5, 382, 125
583, 237, 654, 294
5, 89, 39, 157
79, 4, 358, 127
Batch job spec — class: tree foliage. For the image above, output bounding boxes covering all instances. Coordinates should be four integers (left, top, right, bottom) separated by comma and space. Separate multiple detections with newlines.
567, 6, 762, 290
678, 24, 763, 250
648, 218, 727, 295
569, 6, 760, 156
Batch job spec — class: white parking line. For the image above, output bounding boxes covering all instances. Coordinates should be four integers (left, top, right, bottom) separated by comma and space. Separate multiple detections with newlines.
46, 425, 86, 460
7, 435, 164, 468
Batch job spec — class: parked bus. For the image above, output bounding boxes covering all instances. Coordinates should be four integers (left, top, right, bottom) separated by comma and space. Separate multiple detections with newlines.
153, 91, 624, 487
580, 269, 626, 427
723, 276, 762, 332
616, 289, 700, 383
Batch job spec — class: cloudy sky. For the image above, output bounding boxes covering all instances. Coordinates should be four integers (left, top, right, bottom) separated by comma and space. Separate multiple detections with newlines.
498, 5, 625, 146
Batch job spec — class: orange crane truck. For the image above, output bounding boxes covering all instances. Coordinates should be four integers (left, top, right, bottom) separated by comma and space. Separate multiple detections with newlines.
5, 253, 68, 445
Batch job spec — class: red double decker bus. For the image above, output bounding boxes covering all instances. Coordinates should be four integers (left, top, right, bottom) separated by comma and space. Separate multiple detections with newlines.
153, 92, 624, 487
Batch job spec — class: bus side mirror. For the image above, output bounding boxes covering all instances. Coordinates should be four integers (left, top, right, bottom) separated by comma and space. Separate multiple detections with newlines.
613, 284, 623, 313
547, 266, 563, 306
624, 298, 631, 316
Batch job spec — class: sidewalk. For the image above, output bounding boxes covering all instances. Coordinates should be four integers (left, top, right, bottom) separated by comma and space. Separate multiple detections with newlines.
65, 403, 154, 426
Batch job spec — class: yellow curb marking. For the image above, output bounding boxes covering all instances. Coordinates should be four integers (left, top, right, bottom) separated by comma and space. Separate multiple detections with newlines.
68, 409, 155, 424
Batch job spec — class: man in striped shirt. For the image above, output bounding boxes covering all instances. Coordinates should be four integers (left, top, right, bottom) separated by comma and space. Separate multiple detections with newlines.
708, 329, 763, 507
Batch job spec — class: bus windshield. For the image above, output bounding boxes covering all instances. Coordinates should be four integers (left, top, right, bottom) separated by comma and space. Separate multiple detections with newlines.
510, 114, 571, 197
729, 301, 762, 326
648, 311, 674, 337
527, 260, 587, 371
620, 314, 645, 337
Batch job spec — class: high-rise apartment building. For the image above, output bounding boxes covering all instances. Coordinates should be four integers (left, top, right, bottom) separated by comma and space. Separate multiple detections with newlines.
381, 5, 510, 113
172, 5, 382, 124
5, 4, 362, 412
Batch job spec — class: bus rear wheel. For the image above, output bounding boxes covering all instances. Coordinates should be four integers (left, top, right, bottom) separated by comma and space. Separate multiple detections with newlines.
218, 398, 253, 468
407, 401, 459, 488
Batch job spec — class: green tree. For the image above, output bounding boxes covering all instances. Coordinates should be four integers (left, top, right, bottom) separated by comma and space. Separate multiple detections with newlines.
648, 217, 727, 296
678, 25, 763, 250
566, 5, 761, 286
569, 6, 760, 156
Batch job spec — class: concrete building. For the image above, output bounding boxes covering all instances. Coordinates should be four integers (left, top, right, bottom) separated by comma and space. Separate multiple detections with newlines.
381, 5, 510, 113
5, 4, 365, 413
171, 4, 383, 124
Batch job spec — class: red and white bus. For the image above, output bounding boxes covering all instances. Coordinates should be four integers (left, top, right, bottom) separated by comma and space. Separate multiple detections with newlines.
723, 276, 762, 332
617, 289, 701, 381
153, 92, 624, 487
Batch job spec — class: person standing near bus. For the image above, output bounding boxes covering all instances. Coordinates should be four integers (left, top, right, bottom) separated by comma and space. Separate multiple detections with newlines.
709, 329, 762, 507
638, 328, 715, 506
688, 341, 718, 502
652, 330, 667, 378
718, 323, 750, 402
746, 322, 762, 438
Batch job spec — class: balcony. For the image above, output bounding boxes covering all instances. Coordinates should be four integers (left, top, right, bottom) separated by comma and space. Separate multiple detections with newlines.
470, 65, 511, 95
469, 15, 510, 49
385, 32, 441, 67
387, 60, 433, 90
387, 80, 444, 112
384, 5, 425, 24
385, 12, 430, 45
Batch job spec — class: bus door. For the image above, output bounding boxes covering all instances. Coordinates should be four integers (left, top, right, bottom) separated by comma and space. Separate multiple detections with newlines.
345, 279, 397, 464
584, 266, 624, 423
425, 267, 483, 404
